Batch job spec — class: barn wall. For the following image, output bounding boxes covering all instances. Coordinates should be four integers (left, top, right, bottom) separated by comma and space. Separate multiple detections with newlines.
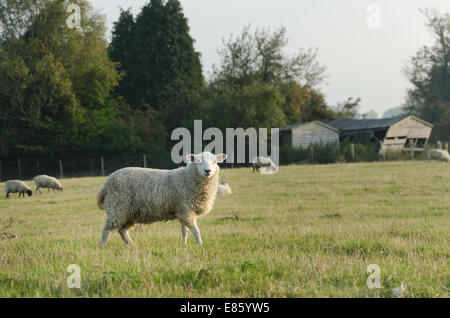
291, 123, 339, 149
384, 117, 432, 150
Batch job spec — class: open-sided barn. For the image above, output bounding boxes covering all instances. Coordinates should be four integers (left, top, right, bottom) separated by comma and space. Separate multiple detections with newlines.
324, 115, 433, 152
279, 116, 433, 152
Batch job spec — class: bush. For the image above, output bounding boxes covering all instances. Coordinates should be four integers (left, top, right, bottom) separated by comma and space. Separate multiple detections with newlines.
281, 139, 382, 165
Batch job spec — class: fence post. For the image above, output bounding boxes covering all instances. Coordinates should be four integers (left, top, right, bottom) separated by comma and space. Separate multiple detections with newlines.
101, 156, 105, 176
380, 142, 386, 160
143, 154, 147, 168
0, 159, 2, 182
445, 143, 449, 152
59, 160, 64, 178
18, 158, 22, 180
410, 142, 414, 160
351, 144, 355, 162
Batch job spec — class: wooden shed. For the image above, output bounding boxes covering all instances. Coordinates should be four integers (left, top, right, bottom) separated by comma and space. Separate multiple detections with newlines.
279, 121, 341, 149
325, 115, 433, 152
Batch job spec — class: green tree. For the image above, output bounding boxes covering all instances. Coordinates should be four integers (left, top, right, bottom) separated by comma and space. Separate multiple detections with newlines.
404, 9, 450, 141
329, 97, 362, 119
0, 0, 148, 161
207, 82, 286, 130
109, 0, 204, 132
280, 82, 330, 124
211, 25, 327, 89
207, 25, 328, 130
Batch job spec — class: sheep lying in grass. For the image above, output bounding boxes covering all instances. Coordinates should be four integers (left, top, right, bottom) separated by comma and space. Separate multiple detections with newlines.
427, 149, 450, 163
217, 181, 232, 195
252, 156, 278, 174
33, 175, 64, 193
5, 180, 32, 198
97, 152, 227, 246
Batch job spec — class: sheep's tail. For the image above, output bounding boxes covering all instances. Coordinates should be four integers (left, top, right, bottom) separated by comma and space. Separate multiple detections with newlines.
97, 183, 107, 210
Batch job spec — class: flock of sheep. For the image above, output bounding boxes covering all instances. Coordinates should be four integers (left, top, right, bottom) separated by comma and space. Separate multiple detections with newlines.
3, 147, 448, 246
4, 175, 63, 198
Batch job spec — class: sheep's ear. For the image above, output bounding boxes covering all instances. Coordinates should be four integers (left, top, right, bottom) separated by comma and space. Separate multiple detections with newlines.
216, 154, 227, 163
186, 154, 197, 163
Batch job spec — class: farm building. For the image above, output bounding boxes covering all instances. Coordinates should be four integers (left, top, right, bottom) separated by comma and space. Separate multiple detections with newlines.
324, 115, 433, 152
279, 121, 341, 149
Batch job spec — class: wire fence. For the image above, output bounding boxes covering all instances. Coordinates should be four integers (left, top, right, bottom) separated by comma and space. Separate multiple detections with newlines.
0, 154, 173, 182
0, 142, 439, 182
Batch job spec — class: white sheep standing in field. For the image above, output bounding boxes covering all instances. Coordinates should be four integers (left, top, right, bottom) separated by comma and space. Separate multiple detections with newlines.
427, 149, 450, 163
217, 181, 232, 195
252, 156, 278, 174
33, 175, 64, 193
5, 180, 33, 198
97, 152, 227, 246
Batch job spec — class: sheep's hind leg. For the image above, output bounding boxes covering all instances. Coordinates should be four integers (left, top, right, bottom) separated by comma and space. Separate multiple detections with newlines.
99, 222, 114, 246
118, 223, 135, 246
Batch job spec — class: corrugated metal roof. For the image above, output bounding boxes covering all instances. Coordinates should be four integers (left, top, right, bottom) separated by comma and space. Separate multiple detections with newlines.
324, 116, 408, 131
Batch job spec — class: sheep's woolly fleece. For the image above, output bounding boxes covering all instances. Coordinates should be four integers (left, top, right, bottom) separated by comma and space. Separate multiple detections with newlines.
217, 182, 232, 195
427, 149, 450, 162
97, 152, 227, 245
33, 175, 64, 192
252, 156, 279, 174
5, 180, 32, 197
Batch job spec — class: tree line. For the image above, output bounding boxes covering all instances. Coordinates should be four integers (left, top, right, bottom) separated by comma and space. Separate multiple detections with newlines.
0, 0, 448, 170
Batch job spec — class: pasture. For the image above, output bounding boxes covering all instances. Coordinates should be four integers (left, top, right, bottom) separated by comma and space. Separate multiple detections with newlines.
0, 161, 449, 298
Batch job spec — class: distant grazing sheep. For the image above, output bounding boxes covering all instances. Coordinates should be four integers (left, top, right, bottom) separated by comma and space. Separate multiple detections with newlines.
252, 156, 278, 174
33, 175, 64, 193
217, 181, 232, 195
97, 152, 227, 246
5, 180, 32, 198
427, 149, 450, 163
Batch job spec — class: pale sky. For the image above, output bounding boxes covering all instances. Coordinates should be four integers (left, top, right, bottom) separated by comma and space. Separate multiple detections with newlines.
92, 0, 450, 117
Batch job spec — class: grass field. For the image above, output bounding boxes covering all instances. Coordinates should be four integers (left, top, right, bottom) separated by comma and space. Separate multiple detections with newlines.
0, 161, 449, 298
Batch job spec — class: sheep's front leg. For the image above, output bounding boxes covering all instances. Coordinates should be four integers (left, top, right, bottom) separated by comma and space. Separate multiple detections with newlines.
188, 223, 203, 245
181, 224, 189, 244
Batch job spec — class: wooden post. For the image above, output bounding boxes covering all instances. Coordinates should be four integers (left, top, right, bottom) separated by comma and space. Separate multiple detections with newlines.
410, 142, 414, 160
0, 159, 2, 182
101, 156, 105, 176
351, 144, 355, 162
143, 154, 147, 168
380, 142, 386, 160
59, 160, 63, 178
445, 143, 449, 152
18, 158, 22, 180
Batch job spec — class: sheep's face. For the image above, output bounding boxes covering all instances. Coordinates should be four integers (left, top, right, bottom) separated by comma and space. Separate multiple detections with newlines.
27, 190, 32, 197
187, 152, 227, 179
